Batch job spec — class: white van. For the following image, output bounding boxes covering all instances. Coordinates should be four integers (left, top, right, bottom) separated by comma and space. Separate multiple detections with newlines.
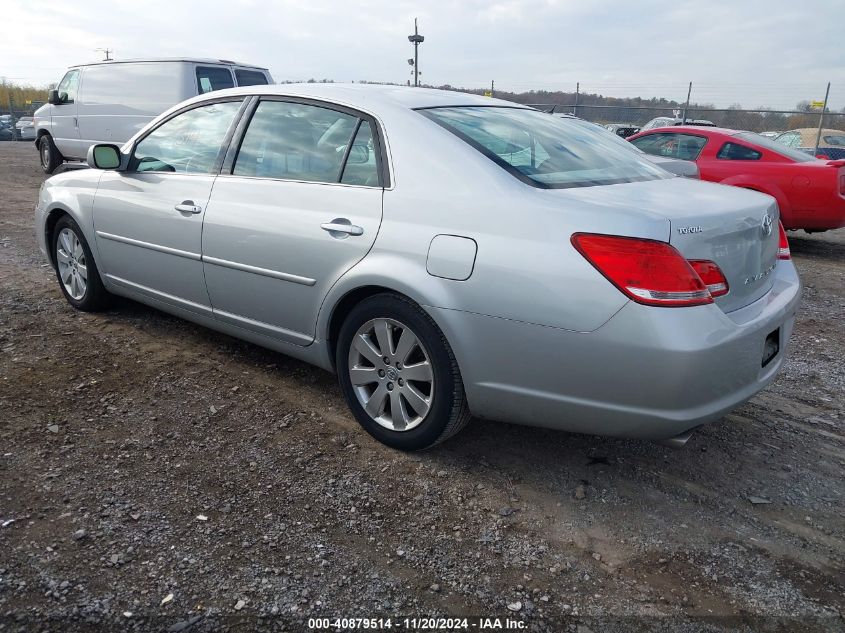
33, 58, 273, 173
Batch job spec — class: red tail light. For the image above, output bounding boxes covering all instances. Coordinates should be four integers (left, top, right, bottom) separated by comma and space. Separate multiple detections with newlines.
571, 233, 713, 307
689, 260, 729, 297
777, 221, 790, 260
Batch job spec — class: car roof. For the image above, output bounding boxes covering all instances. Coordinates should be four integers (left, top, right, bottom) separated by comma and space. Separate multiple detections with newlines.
191, 83, 531, 112
639, 125, 740, 136
68, 58, 269, 70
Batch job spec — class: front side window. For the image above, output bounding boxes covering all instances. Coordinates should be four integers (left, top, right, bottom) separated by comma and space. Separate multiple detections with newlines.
421, 107, 666, 189
717, 142, 762, 161
630, 132, 708, 160
56, 69, 80, 103
233, 100, 371, 184
235, 69, 268, 87
131, 100, 242, 174
196, 66, 235, 94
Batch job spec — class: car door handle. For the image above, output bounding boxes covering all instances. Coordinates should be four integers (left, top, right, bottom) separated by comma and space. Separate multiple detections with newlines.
321, 220, 364, 237
175, 201, 202, 214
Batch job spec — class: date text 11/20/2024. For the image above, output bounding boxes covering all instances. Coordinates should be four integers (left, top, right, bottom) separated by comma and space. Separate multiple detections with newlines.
307, 617, 527, 630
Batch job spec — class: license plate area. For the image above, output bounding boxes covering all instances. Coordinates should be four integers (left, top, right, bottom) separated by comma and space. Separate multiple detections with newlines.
762, 328, 780, 367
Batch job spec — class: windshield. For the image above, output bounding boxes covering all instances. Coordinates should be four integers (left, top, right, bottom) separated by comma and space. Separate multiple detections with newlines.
734, 132, 815, 162
420, 107, 667, 189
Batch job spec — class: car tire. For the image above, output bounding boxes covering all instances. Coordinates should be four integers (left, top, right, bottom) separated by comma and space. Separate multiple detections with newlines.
52, 215, 110, 311
39, 134, 63, 174
336, 293, 471, 451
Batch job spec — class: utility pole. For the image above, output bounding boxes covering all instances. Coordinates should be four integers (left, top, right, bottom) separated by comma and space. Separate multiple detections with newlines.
814, 82, 831, 157
573, 82, 579, 116
407, 19, 424, 87
682, 81, 692, 124
491, 79, 494, 98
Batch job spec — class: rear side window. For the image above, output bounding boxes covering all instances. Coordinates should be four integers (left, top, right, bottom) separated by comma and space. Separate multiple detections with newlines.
196, 66, 235, 94
340, 121, 380, 186
630, 133, 708, 160
421, 106, 666, 189
717, 142, 762, 160
823, 135, 845, 146
131, 100, 242, 174
233, 100, 364, 184
235, 69, 268, 87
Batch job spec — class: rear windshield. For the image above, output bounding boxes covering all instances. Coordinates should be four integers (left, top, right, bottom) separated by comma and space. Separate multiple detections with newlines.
235, 69, 269, 87
420, 107, 667, 189
734, 132, 815, 162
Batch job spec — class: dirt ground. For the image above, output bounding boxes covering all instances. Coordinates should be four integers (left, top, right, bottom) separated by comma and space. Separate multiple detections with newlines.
0, 141, 843, 633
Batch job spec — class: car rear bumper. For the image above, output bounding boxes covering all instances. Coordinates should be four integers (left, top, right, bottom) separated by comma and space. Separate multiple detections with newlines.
430, 261, 801, 439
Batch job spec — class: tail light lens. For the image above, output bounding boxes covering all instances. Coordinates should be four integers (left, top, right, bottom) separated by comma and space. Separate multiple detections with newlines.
689, 260, 729, 297
777, 221, 790, 260
571, 233, 713, 307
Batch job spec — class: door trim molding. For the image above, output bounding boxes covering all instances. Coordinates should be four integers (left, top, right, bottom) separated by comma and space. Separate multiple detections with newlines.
202, 255, 316, 286
96, 231, 201, 261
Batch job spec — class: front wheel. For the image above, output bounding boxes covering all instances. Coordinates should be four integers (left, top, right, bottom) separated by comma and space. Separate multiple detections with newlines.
336, 293, 471, 450
52, 216, 110, 311
38, 134, 63, 174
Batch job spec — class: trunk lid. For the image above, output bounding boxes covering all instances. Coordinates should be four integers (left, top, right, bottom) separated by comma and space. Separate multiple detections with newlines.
659, 180, 779, 313
551, 177, 780, 313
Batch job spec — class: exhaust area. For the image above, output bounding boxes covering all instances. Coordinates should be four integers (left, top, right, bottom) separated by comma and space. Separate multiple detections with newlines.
656, 427, 698, 449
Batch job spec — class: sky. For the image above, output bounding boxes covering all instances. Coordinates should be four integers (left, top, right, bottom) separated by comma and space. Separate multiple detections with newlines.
2, 0, 844, 110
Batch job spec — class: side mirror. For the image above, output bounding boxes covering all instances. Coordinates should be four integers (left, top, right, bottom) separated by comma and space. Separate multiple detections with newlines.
87, 144, 122, 170
48, 89, 61, 105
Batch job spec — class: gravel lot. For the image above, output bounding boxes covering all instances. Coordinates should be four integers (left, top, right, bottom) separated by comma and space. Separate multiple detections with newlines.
1, 141, 843, 633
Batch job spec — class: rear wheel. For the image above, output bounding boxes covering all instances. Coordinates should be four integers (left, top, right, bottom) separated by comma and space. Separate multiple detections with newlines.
336, 293, 471, 450
52, 216, 110, 311
38, 134, 62, 174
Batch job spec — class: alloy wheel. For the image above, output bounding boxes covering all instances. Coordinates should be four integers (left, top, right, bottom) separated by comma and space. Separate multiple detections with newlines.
347, 317, 434, 431
56, 227, 88, 300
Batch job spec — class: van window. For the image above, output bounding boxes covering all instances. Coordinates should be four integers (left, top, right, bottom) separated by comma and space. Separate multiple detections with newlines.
233, 100, 360, 184
56, 69, 81, 103
78, 63, 182, 107
196, 67, 235, 94
235, 69, 268, 87
130, 100, 242, 174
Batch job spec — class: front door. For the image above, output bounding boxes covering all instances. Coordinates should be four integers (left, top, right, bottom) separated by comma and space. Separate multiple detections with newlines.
50, 69, 82, 158
93, 99, 245, 313
202, 98, 386, 345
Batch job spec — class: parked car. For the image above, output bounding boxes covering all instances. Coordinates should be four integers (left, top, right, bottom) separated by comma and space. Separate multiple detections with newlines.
605, 123, 641, 138
628, 126, 845, 231
559, 114, 699, 178
36, 85, 800, 450
33, 58, 273, 174
640, 116, 715, 132
15, 117, 35, 141
0, 117, 12, 141
774, 128, 845, 160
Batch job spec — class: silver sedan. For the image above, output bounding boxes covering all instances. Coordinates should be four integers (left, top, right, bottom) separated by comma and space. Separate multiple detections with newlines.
35, 85, 801, 450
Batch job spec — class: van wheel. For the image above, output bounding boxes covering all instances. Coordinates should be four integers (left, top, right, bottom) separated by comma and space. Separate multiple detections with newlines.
39, 135, 63, 174
336, 293, 471, 451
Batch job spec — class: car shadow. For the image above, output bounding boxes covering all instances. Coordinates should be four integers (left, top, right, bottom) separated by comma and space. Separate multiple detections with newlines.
788, 229, 845, 262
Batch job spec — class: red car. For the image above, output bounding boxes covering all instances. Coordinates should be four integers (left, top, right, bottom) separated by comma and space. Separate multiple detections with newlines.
627, 126, 845, 231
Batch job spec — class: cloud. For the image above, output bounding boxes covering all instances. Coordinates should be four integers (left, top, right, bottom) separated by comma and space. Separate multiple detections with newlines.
1, 0, 843, 109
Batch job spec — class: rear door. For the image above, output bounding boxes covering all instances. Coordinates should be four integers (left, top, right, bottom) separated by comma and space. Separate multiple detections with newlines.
93, 98, 245, 312
201, 97, 386, 345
